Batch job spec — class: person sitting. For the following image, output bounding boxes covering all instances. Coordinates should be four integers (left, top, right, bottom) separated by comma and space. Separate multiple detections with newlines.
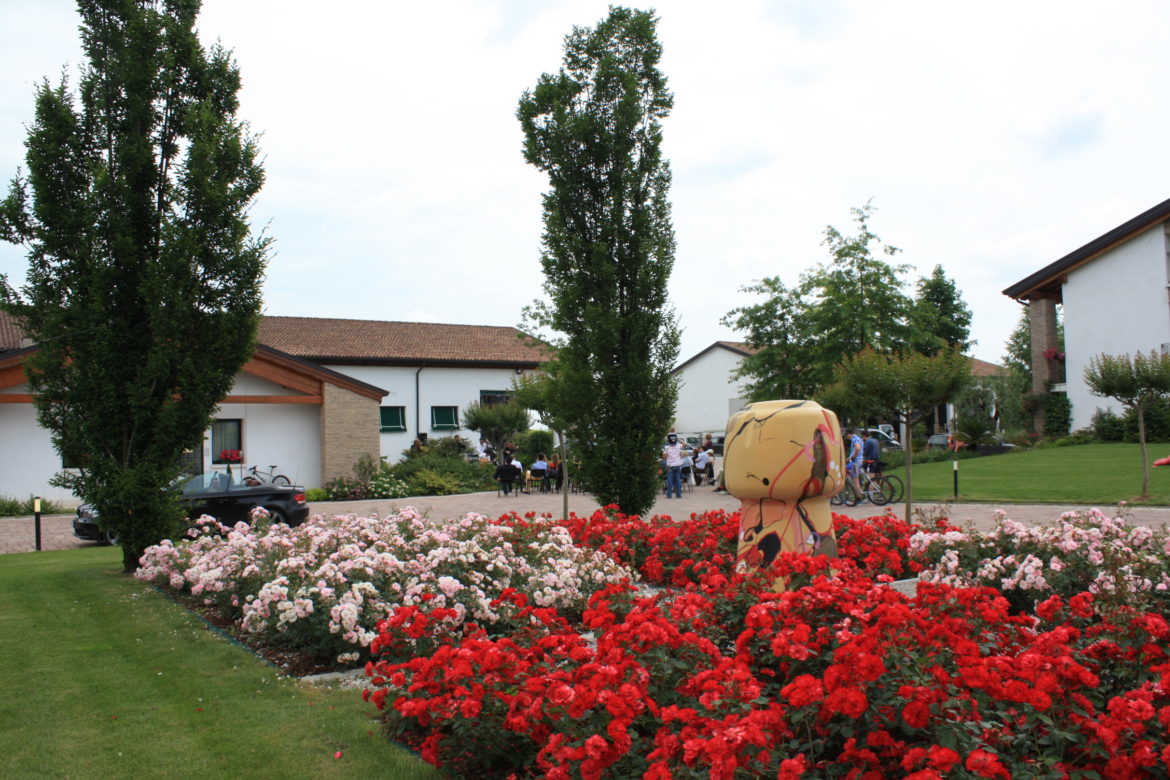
547, 457, 563, 491
530, 453, 549, 492
694, 448, 711, 485
494, 458, 520, 496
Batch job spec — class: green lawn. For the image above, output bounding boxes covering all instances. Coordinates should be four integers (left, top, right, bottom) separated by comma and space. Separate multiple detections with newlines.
895, 443, 1170, 504
0, 547, 441, 780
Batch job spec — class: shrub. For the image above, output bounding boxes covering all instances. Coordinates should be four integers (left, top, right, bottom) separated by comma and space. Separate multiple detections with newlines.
323, 476, 369, 501
1044, 390, 1071, 437
369, 471, 411, 499
388, 451, 487, 494
136, 509, 634, 665
515, 429, 556, 465
0, 495, 71, 517
366, 506, 1170, 779
1091, 407, 1126, 441
406, 469, 463, 497
303, 488, 328, 502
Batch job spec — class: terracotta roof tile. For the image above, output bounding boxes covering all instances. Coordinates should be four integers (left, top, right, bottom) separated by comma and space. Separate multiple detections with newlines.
969, 357, 1009, 377
258, 316, 550, 366
0, 311, 551, 366
0, 310, 25, 352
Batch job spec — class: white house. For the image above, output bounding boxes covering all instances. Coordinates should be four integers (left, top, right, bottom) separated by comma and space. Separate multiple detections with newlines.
1003, 196, 1170, 431
0, 313, 548, 502
672, 340, 1008, 439
671, 341, 757, 435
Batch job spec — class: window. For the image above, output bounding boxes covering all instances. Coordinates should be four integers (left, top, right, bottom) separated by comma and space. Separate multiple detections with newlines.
431, 406, 459, 430
211, 419, 242, 464
380, 406, 406, 432
480, 390, 511, 406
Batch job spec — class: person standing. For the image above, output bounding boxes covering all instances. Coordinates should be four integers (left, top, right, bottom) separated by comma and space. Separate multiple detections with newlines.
662, 433, 685, 498
846, 427, 864, 501
861, 430, 881, 476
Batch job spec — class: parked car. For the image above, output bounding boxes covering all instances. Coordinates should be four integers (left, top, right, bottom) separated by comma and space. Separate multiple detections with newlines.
926, 433, 953, 449
72, 471, 309, 544
861, 428, 902, 450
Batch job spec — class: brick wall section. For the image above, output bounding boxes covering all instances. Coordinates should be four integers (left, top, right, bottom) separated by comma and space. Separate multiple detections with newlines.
320, 382, 380, 482
1029, 297, 1061, 433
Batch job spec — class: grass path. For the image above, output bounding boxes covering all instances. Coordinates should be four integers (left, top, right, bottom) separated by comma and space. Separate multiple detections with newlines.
0, 547, 440, 779
897, 443, 1170, 505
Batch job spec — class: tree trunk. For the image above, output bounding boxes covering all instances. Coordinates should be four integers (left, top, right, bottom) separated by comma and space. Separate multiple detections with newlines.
1139, 408, 1150, 498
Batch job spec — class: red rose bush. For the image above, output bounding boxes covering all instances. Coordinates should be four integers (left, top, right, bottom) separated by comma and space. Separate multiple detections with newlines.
363, 506, 1170, 778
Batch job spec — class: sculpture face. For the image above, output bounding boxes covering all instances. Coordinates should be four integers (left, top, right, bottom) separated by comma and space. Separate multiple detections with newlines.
723, 400, 845, 579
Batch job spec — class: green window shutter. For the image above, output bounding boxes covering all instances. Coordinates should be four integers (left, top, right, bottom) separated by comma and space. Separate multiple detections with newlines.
431, 406, 459, 430
380, 406, 406, 432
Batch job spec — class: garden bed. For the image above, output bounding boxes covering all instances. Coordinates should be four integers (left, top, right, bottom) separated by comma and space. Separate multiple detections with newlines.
138, 505, 1170, 778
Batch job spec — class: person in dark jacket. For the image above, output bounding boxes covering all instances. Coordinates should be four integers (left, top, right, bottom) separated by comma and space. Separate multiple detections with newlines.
494, 457, 520, 495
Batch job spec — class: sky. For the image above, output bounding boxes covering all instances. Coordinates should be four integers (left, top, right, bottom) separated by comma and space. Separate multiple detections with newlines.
1, 0, 1168, 367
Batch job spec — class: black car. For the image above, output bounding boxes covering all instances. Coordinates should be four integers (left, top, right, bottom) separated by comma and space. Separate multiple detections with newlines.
73, 471, 310, 544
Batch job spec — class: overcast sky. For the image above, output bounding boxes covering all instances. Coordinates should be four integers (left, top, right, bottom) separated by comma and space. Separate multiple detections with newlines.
2, 0, 1168, 366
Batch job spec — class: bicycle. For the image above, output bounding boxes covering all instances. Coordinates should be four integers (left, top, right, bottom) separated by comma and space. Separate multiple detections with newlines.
242, 464, 291, 486
831, 468, 896, 506
864, 459, 904, 504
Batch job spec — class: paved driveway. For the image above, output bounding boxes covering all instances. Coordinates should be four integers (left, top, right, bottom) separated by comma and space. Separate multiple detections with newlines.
3, 489, 1167, 555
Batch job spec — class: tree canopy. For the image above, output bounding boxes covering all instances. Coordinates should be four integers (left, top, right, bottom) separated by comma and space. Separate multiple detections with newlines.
724, 203, 970, 402
823, 347, 971, 516
0, 0, 269, 570
517, 6, 679, 516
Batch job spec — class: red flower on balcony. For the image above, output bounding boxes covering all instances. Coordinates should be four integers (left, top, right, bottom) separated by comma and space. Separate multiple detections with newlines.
218, 449, 242, 463
1043, 348, 1065, 362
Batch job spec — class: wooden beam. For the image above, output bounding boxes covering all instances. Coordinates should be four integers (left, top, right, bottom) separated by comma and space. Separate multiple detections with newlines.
220, 394, 322, 405
0, 394, 35, 403
0, 364, 27, 390
244, 356, 322, 396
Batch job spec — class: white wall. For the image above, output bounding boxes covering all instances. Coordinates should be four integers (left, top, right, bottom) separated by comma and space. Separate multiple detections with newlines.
0, 399, 75, 502
325, 364, 530, 462
673, 347, 751, 435
0, 370, 325, 501
1063, 224, 1170, 430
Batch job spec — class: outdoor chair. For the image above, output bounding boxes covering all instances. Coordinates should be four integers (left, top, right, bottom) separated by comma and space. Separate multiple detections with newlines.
527, 468, 548, 493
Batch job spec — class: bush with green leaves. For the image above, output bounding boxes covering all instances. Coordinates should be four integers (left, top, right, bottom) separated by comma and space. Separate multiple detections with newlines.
323, 477, 368, 501
388, 451, 488, 494
369, 471, 412, 499
0, 495, 71, 517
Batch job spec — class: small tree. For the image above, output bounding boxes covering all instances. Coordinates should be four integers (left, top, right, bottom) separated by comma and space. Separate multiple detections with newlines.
461, 400, 531, 459
827, 348, 971, 517
1084, 350, 1170, 498
0, 0, 269, 570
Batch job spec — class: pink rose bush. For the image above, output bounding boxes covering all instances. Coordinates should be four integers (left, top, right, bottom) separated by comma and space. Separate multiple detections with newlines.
136, 508, 632, 663
913, 507, 1170, 615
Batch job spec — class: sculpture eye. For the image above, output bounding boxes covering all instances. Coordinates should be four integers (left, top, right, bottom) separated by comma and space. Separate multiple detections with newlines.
761, 477, 770, 486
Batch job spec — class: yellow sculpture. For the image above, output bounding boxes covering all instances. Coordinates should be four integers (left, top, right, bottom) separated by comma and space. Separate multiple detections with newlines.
724, 400, 845, 580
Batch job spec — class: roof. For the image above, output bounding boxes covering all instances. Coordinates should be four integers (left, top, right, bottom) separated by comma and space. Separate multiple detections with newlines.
969, 357, 1009, 377
673, 341, 759, 374
0, 310, 24, 353
258, 316, 551, 368
1003, 196, 1170, 302
0, 311, 552, 368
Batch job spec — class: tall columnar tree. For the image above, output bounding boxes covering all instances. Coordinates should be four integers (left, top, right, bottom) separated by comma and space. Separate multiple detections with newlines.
723, 203, 914, 400
517, 6, 680, 516
1084, 350, 1170, 498
0, 0, 269, 570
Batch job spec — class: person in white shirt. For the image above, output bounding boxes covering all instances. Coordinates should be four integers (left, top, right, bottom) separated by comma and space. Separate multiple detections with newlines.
661, 433, 685, 498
